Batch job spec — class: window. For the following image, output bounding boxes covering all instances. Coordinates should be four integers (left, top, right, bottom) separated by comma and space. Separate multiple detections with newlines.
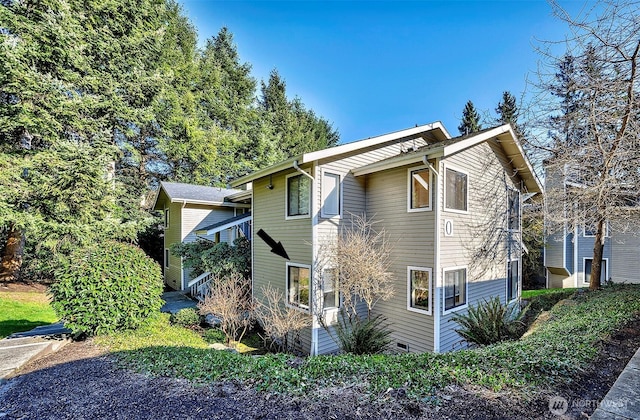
408, 167, 432, 211
164, 249, 170, 269
321, 172, 340, 218
287, 263, 310, 310
407, 267, 432, 314
164, 209, 170, 228
445, 167, 468, 212
584, 258, 608, 284
322, 268, 339, 310
444, 267, 467, 311
508, 189, 520, 231
287, 174, 311, 218
507, 260, 519, 301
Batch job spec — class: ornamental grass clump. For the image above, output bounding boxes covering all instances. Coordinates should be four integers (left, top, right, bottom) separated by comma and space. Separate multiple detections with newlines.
451, 296, 527, 346
50, 241, 163, 336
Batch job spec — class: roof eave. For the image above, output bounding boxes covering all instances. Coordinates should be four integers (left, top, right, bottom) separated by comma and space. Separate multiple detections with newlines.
352, 148, 444, 177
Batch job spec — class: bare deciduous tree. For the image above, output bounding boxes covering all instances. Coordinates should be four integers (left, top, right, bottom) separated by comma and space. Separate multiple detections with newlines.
197, 274, 254, 347
318, 213, 395, 321
531, 0, 640, 290
255, 285, 311, 353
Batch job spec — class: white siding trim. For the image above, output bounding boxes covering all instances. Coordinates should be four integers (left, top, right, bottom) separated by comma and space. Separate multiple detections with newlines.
442, 163, 469, 214
407, 165, 433, 212
311, 164, 320, 355
433, 159, 441, 352
319, 169, 342, 219
574, 224, 579, 288
407, 266, 433, 315
442, 265, 469, 315
285, 172, 312, 221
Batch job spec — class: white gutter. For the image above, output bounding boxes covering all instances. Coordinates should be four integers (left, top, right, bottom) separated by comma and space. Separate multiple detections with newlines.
293, 160, 315, 181
433, 158, 441, 353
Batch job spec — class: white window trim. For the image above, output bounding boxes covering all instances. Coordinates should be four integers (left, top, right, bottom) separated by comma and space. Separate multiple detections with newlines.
321, 266, 341, 313
506, 259, 520, 302
442, 266, 469, 315
443, 164, 469, 214
507, 188, 521, 233
407, 266, 433, 315
582, 257, 609, 284
164, 208, 170, 228
407, 165, 433, 212
285, 172, 312, 221
286, 262, 311, 312
320, 169, 342, 219
164, 248, 170, 269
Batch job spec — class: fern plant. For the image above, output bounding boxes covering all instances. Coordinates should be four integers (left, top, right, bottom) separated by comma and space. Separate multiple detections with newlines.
451, 296, 527, 346
333, 313, 392, 355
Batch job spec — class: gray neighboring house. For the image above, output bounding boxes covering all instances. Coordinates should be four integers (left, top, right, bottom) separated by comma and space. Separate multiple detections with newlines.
543, 169, 640, 288
152, 181, 251, 291
231, 122, 542, 355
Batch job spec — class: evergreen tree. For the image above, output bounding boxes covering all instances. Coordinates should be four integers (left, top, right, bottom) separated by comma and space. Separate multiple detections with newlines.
458, 100, 482, 135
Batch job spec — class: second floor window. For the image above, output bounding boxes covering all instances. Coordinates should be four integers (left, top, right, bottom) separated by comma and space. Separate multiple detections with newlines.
287, 174, 310, 218
445, 168, 468, 212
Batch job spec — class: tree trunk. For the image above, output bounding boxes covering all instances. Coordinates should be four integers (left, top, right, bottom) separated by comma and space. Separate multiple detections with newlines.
589, 218, 606, 291
0, 223, 25, 282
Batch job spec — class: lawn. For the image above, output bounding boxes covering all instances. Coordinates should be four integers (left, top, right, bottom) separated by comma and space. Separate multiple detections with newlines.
0, 291, 59, 338
102, 284, 640, 399
521, 288, 579, 299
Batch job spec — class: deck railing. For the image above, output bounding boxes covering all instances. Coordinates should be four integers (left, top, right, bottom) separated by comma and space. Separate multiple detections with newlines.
187, 271, 213, 301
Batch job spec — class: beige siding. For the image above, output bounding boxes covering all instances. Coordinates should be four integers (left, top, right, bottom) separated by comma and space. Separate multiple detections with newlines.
611, 232, 640, 284
164, 201, 183, 290
252, 169, 314, 354
313, 136, 431, 354
365, 164, 436, 353
437, 141, 522, 351
547, 271, 573, 288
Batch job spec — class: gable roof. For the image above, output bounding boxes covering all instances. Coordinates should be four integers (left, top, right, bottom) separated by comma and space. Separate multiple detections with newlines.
230, 121, 450, 187
152, 181, 241, 210
352, 124, 543, 194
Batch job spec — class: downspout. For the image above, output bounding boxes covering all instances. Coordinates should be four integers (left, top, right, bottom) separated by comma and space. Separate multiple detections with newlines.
423, 156, 439, 175
293, 160, 315, 181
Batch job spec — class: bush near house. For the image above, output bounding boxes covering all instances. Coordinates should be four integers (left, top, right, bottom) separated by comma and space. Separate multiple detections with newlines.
171, 308, 201, 328
106, 284, 640, 399
50, 241, 163, 336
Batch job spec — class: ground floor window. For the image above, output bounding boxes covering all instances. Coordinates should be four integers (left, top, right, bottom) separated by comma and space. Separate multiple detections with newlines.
322, 268, 339, 310
584, 258, 607, 284
444, 267, 467, 311
164, 249, 170, 269
408, 267, 432, 314
507, 260, 519, 301
287, 263, 310, 310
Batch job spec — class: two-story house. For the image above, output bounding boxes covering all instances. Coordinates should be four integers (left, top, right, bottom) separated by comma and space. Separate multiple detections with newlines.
231, 122, 542, 355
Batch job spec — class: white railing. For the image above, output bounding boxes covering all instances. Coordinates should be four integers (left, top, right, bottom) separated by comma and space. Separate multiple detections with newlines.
187, 271, 213, 301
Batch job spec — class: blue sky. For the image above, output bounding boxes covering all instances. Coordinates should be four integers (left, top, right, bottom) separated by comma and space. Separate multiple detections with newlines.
178, 1, 587, 143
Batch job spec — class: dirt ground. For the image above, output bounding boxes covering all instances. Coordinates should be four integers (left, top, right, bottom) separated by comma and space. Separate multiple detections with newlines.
1, 316, 638, 419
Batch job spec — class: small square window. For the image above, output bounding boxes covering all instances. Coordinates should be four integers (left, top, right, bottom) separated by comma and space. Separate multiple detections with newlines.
444, 268, 467, 311
408, 167, 432, 211
445, 168, 468, 212
287, 174, 311, 218
322, 268, 340, 310
408, 267, 432, 314
287, 264, 310, 310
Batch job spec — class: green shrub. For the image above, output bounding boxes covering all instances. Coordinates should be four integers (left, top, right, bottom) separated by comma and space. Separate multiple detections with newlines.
334, 314, 392, 355
50, 241, 163, 336
451, 296, 526, 346
171, 237, 251, 280
203, 328, 226, 344
526, 289, 577, 312
171, 308, 201, 327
